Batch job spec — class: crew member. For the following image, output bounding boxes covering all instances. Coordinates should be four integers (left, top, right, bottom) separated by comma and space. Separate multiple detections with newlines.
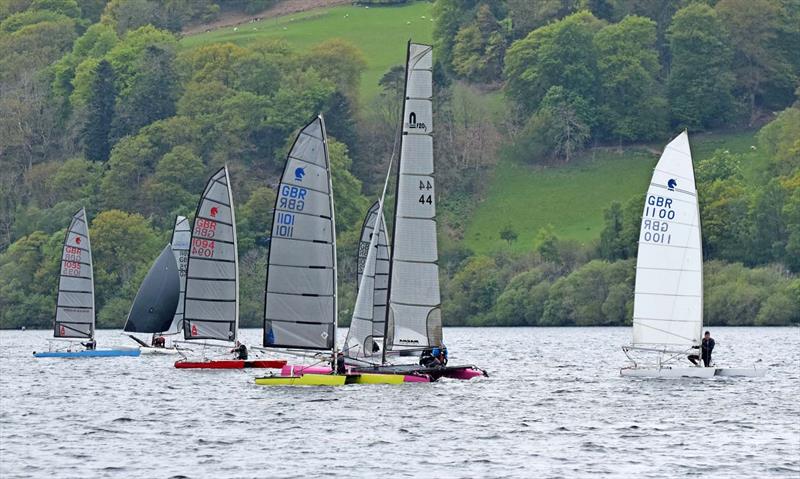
230, 341, 248, 360
81, 339, 96, 350
152, 336, 166, 348
701, 331, 715, 367
336, 352, 346, 374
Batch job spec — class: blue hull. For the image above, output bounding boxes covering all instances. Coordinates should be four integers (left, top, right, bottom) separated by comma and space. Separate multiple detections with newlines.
33, 349, 141, 358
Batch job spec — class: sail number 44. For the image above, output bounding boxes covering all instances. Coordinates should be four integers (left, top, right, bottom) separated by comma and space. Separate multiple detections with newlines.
418, 179, 433, 205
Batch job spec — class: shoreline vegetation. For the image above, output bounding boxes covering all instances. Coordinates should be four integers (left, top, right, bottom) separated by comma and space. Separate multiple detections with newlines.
1, 1, 798, 331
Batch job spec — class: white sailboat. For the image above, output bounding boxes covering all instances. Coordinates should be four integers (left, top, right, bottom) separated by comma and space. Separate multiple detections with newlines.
621, 132, 765, 378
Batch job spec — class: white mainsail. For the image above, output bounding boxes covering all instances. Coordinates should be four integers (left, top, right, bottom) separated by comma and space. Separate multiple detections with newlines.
183, 167, 239, 342
263, 116, 338, 351
384, 42, 443, 354
54, 207, 95, 339
164, 215, 190, 335
632, 131, 703, 350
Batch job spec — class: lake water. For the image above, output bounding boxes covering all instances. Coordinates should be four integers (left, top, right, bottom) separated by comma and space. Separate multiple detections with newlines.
1, 327, 798, 478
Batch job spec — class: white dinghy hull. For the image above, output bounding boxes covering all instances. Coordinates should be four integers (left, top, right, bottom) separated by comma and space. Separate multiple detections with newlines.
139, 346, 183, 356
714, 368, 767, 377
621, 367, 716, 378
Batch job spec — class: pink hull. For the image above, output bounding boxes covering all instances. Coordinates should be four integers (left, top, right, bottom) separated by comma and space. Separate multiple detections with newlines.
443, 368, 484, 380
280, 365, 430, 383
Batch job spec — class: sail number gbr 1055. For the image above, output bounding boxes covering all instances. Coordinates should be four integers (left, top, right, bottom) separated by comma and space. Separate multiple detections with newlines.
418, 179, 433, 205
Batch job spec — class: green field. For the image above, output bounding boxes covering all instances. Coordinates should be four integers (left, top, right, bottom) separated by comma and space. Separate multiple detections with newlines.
463, 130, 763, 254
181, 2, 434, 103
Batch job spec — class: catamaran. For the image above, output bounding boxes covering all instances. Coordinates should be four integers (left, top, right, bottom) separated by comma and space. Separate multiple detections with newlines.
621, 132, 766, 378
33, 208, 139, 358
174, 166, 285, 370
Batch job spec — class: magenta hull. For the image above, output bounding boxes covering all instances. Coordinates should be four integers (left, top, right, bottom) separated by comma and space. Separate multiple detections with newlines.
442, 368, 484, 380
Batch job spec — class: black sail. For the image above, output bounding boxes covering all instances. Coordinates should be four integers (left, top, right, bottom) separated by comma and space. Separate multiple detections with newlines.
124, 245, 181, 333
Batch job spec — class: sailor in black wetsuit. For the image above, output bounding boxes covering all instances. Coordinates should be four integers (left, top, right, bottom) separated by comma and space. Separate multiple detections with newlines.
230, 341, 248, 360
81, 339, 96, 350
336, 352, 346, 374
701, 331, 715, 367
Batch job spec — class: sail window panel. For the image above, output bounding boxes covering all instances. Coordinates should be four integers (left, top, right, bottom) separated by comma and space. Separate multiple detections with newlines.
185, 278, 236, 301
388, 262, 440, 306
185, 300, 236, 322
185, 319, 234, 341
635, 269, 702, 297
189, 239, 236, 263
59, 291, 93, 308
55, 320, 92, 337
266, 292, 333, 322
58, 276, 92, 292
184, 258, 235, 280
373, 288, 388, 304
388, 304, 432, 348
172, 218, 192, 249
403, 99, 432, 134
291, 133, 326, 168
265, 320, 332, 349
633, 317, 701, 347
635, 243, 702, 272
198, 203, 232, 227
396, 176, 436, 219
400, 135, 433, 175
269, 240, 333, 268
407, 70, 432, 98
266, 265, 334, 296
375, 258, 390, 275
271, 214, 333, 243
409, 43, 432, 69
634, 294, 702, 325
283, 158, 329, 193
393, 218, 438, 262
637, 219, 697, 250
56, 308, 93, 324
276, 187, 331, 218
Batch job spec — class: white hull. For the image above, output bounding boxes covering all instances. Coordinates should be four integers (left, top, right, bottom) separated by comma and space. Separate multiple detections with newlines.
139, 347, 182, 356
714, 367, 767, 377
621, 367, 715, 378
621, 367, 766, 378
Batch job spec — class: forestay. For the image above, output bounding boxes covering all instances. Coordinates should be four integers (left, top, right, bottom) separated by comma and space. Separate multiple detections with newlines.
632, 131, 703, 349
183, 167, 239, 342
124, 245, 180, 333
385, 42, 443, 353
345, 201, 391, 359
164, 216, 190, 334
263, 116, 337, 351
54, 207, 95, 339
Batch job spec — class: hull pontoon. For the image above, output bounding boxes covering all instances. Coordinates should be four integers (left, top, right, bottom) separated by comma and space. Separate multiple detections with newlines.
33, 348, 140, 358
175, 359, 287, 369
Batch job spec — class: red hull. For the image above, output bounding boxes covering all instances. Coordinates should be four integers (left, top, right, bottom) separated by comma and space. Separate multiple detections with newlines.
174, 359, 287, 369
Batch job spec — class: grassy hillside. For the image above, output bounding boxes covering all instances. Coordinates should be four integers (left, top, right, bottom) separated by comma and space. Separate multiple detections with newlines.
463, 130, 763, 254
181, 1, 434, 103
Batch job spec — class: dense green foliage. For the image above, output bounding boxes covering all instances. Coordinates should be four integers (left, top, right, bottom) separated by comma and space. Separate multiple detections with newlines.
1, 0, 798, 330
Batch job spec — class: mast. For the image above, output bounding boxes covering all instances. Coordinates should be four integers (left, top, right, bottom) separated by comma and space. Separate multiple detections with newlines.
166, 215, 190, 335
382, 41, 412, 365
320, 114, 338, 369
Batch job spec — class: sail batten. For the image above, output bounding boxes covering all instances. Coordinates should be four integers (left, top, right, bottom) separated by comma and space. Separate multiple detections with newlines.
183, 167, 239, 342
384, 42, 442, 354
54, 207, 95, 339
263, 116, 337, 351
632, 131, 703, 349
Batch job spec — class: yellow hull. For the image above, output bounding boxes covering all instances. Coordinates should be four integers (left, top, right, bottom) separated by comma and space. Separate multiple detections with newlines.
349, 373, 405, 385
255, 374, 346, 386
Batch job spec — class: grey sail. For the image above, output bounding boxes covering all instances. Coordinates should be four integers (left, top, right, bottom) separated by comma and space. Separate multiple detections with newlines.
345, 201, 390, 358
263, 116, 338, 351
124, 245, 180, 333
183, 167, 239, 342
385, 42, 443, 353
164, 215, 190, 335
54, 207, 95, 339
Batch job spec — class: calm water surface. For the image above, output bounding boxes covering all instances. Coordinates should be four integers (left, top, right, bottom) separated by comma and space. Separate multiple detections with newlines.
1, 327, 798, 478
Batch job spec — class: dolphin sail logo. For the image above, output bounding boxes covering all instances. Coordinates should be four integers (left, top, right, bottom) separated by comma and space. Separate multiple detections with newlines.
294, 167, 305, 182
667, 179, 677, 191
